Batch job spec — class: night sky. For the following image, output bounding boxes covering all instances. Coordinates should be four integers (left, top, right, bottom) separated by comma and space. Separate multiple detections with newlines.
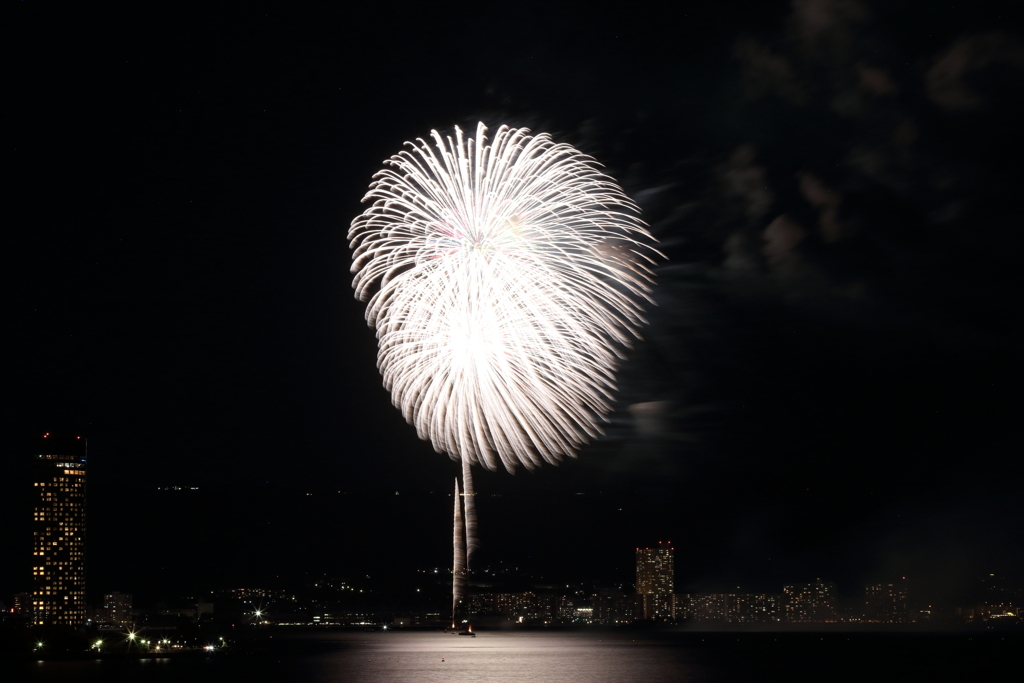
4, 1, 1022, 609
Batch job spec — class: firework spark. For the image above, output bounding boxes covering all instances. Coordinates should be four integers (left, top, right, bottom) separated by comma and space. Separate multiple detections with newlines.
350, 122, 658, 472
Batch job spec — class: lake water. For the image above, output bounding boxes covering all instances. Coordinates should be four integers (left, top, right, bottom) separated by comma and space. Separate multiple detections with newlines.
12, 630, 1019, 683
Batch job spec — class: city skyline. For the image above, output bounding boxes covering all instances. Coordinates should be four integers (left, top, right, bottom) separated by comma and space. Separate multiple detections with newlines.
5, 0, 1022, 642
9, 547, 1017, 631
8, 446, 1019, 631
3, 450, 1020, 615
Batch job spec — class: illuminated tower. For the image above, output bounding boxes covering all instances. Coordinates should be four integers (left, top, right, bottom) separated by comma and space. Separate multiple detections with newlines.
864, 579, 908, 623
636, 541, 674, 621
32, 434, 87, 627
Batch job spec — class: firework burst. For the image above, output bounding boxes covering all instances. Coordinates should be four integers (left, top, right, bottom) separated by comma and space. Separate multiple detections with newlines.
350, 122, 658, 472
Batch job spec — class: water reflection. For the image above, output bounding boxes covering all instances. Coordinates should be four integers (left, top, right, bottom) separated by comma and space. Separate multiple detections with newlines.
21, 630, 1019, 683
22, 631, 703, 683
319, 631, 702, 683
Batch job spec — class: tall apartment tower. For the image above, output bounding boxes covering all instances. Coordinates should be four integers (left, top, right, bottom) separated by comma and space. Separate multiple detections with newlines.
864, 579, 909, 623
32, 434, 87, 627
636, 541, 675, 620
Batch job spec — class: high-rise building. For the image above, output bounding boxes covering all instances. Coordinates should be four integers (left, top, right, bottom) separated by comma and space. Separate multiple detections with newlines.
864, 579, 908, 623
783, 579, 836, 622
636, 542, 675, 620
104, 592, 133, 627
32, 434, 87, 627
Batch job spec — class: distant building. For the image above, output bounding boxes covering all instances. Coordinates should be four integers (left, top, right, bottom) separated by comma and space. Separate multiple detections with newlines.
686, 592, 786, 623
464, 592, 578, 624
784, 579, 837, 622
864, 580, 908, 623
732, 593, 785, 623
691, 593, 730, 622
674, 593, 692, 620
637, 542, 675, 620
465, 593, 495, 618
32, 434, 88, 627
532, 594, 561, 623
13, 592, 34, 617
104, 592, 133, 627
573, 606, 594, 624
495, 591, 537, 619
593, 593, 642, 624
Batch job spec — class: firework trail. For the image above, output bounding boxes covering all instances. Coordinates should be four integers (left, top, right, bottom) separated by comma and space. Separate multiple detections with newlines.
452, 477, 466, 625
461, 455, 478, 567
350, 122, 658, 472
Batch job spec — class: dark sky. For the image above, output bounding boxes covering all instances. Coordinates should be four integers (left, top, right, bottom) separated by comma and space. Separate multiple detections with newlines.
4, 1, 1022, 608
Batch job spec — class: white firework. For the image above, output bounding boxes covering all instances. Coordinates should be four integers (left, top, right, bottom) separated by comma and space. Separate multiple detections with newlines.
349, 122, 658, 472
